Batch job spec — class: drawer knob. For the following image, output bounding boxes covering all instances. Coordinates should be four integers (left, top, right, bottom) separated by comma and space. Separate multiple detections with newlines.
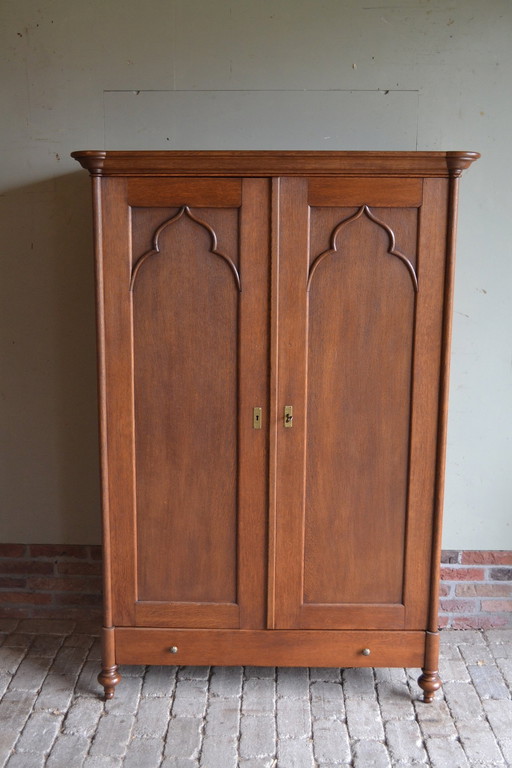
169, 646, 178, 654
361, 648, 371, 656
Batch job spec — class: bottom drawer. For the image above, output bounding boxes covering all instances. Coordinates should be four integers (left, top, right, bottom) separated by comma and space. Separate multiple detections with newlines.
115, 627, 426, 669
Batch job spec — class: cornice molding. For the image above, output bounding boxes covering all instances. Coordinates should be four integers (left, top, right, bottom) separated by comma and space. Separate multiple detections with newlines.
71, 150, 480, 178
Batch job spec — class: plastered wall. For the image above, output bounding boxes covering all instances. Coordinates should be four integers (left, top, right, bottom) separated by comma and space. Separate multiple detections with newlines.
1, 0, 510, 548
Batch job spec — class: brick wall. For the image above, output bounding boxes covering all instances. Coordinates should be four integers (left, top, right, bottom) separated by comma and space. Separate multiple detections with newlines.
0, 544, 511, 628
0, 544, 102, 621
440, 550, 512, 629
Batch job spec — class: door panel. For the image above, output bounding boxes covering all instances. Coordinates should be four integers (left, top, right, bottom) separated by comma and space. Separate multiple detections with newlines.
132, 206, 239, 606
305, 207, 416, 606
273, 177, 446, 630
102, 177, 269, 628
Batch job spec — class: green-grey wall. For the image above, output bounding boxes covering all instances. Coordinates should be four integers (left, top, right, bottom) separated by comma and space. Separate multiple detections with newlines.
1, 0, 510, 548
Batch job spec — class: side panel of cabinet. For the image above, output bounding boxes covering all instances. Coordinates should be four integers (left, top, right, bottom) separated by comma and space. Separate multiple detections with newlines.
98, 177, 270, 629
272, 177, 448, 631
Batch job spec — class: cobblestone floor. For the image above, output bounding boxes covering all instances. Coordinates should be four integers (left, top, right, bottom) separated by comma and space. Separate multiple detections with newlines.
0, 619, 511, 767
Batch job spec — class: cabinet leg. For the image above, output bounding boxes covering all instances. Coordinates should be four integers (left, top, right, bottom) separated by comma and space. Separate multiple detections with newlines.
98, 626, 120, 700
417, 669, 442, 703
98, 665, 121, 700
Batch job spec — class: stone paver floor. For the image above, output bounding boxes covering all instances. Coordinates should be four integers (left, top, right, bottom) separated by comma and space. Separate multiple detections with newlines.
0, 619, 511, 767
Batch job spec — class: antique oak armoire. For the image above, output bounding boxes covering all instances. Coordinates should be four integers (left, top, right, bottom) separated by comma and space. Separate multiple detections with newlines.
72, 150, 479, 701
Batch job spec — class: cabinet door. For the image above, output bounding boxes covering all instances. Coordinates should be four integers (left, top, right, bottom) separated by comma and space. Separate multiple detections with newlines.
272, 177, 449, 631
100, 177, 270, 629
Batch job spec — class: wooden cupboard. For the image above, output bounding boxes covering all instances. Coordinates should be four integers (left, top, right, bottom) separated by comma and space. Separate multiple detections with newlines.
72, 150, 479, 701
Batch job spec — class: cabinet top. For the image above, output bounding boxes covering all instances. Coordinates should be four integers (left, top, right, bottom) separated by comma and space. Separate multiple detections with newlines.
71, 150, 479, 178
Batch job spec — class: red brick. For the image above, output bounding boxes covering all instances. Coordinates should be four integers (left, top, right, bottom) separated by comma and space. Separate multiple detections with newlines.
461, 550, 512, 565
53, 593, 102, 605
439, 583, 451, 597
27, 576, 102, 593
441, 550, 461, 564
0, 606, 35, 618
56, 562, 102, 576
440, 567, 485, 581
452, 615, 510, 629
0, 561, 53, 575
489, 568, 512, 581
73, 618, 102, 634
16, 618, 76, 633
36, 605, 101, 618
0, 544, 26, 557
437, 615, 449, 629
0, 619, 18, 632
0, 605, 99, 620
456, 583, 512, 598
440, 599, 478, 613
0, 592, 52, 604
88, 546, 102, 561
29, 545, 89, 559
52, 607, 102, 621
0, 577, 26, 588
481, 600, 512, 613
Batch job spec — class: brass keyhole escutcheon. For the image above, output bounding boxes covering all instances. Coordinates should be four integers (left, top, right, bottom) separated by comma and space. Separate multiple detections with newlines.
284, 405, 293, 427
253, 407, 262, 429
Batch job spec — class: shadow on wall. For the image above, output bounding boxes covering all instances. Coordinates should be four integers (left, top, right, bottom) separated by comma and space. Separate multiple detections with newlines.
0, 171, 101, 544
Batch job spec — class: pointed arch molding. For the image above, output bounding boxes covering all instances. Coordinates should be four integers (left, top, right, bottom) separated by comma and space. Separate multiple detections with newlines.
130, 206, 241, 292
307, 205, 419, 293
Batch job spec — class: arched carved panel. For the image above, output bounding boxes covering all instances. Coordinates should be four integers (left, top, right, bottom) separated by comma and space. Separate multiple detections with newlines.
307, 205, 418, 292
132, 205, 240, 605
304, 204, 418, 607
130, 205, 241, 291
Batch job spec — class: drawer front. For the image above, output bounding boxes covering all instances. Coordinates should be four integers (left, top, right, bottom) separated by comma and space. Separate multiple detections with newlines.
115, 627, 426, 668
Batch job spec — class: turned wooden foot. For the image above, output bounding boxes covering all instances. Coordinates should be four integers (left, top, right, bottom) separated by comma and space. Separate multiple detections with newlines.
98, 665, 121, 700
417, 668, 442, 703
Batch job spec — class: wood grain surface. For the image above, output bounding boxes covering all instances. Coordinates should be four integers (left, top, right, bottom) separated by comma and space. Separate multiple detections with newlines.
78, 151, 478, 698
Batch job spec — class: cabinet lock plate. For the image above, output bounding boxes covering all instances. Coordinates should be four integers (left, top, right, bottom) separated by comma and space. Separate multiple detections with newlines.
253, 407, 262, 429
284, 405, 293, 427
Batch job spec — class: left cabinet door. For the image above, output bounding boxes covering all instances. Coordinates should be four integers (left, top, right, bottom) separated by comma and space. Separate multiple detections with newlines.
98, 177, 270, 630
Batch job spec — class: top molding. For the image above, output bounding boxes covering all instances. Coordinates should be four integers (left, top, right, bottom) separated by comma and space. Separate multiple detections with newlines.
71, 150, 480, 178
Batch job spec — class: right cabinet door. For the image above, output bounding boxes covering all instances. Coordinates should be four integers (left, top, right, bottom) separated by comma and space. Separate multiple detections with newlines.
273, 176, 449, 631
